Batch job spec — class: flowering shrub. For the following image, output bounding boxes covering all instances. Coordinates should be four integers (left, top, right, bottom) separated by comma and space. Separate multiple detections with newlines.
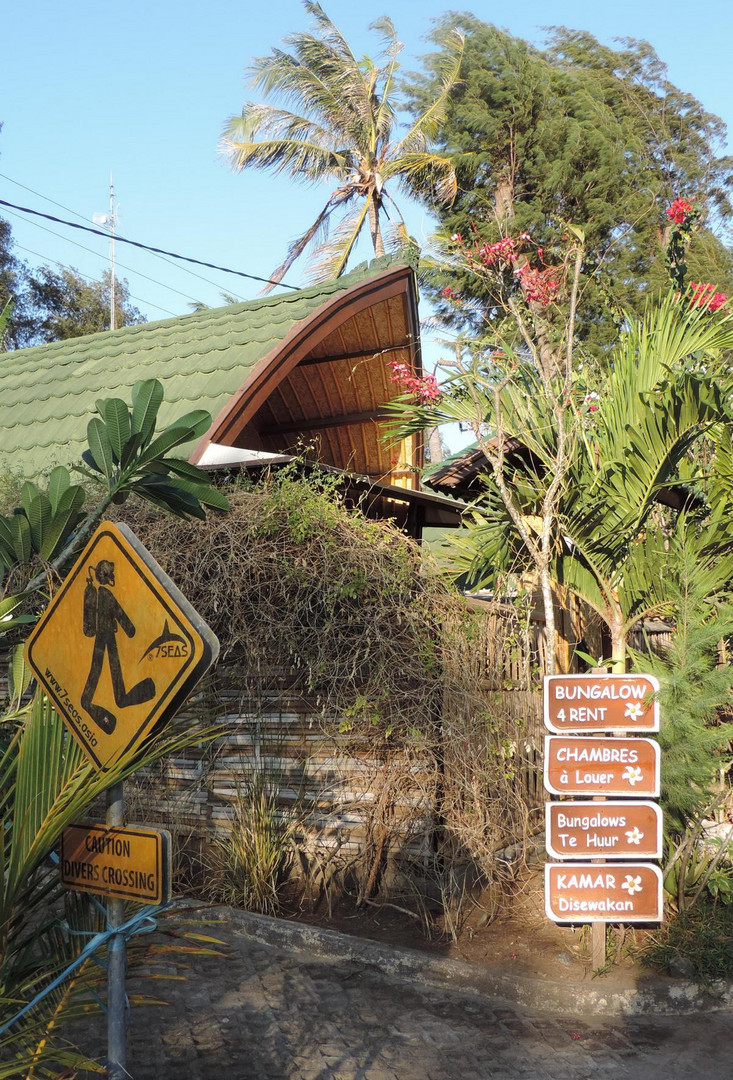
665, 199, 700, 291
514, 261, 560, 306
389, 361, 442, 404
475, 234, 530, 267
449, 228, 563, 307
666, 198, 693, 226
689, 282, 728, 312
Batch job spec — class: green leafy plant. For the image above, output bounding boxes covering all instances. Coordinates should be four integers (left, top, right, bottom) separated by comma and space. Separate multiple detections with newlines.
0, 468, 86, 578
640, 900, 733, 983
0, 379, 227, 634
631, 535, 733, 834
76, 381, 228, 521
0, 379, 228, 1075
205, 767, 299, 916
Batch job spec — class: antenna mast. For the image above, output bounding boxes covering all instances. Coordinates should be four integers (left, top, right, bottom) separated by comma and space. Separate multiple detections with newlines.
108, 173, 116, 331
93, 175, 118, 330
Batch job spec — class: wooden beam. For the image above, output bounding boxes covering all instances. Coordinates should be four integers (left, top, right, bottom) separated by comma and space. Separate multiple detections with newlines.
260, 409, 391, 436
298, 341, 416, 367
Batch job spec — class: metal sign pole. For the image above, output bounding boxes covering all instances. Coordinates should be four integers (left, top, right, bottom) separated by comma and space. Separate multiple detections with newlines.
106, 780, 126, 1079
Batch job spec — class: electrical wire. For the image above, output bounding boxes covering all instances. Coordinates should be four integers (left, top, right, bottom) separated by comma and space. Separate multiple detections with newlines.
0, 198, 298, 291
0, 172, 250, 302
14, 243, 178, 318
2, 203, 207, 307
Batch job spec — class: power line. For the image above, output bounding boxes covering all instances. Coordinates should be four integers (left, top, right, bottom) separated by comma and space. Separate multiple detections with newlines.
0, 198, 298, 291
2, 203, 200, 306
14, 243, 178, 318
3, 203, 204, 308
0, 172, 250, 301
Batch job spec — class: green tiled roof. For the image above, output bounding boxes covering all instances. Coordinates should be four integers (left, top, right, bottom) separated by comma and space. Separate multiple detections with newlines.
0, 256, 402, 479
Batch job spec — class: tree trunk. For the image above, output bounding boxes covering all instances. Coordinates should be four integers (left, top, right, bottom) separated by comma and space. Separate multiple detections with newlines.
540, 565, 556, 676
427, 427, 443, 465
610, 619, 626, 674
368, 196, 385, 257
494, 178, 514, 223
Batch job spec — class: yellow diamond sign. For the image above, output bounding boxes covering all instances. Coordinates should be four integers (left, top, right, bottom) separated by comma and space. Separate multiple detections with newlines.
26, 521, 218, 770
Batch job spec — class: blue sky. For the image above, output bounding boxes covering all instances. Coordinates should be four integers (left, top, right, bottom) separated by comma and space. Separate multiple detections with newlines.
3, 0, 732, 329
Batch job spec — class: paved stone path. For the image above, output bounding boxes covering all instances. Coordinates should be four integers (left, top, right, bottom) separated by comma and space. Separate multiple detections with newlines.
80, 913, 729, 1079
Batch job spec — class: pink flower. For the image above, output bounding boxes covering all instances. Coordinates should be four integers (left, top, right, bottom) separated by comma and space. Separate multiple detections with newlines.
515, 261, 560, 306
666, 198, 693, 226
478, 236, 520, 267
389, 361, 442, 404
690, 282, 728, 311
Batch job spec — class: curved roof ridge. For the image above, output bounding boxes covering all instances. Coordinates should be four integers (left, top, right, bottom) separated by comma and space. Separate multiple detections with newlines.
0, 255, 417, 479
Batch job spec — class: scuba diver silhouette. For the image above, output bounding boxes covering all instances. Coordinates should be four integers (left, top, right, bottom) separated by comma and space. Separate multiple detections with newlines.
81, 560, 156, 735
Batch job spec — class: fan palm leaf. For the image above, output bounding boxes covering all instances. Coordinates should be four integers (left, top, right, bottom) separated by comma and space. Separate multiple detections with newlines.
389, 290, 733, 661
0, 689, 222, 1073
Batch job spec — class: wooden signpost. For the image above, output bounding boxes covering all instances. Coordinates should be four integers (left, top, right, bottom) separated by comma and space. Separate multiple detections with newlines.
544, 673, 659, 733
545, 863, 663, 922
544, 736, 660, 797
545, 801, 663, 860
543, 673, 663, 967
27, 521, 219, 1080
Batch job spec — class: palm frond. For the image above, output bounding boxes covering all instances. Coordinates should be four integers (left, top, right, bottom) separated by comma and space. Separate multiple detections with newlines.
252, 3, 375, 142
222, 103, 340, 155
391, 30, 464, 153
368, 18, 401, 145
452, 497, 533, 592
246, 44, 359, 139
265, 188, 356, 290
0, 687, 224, 1072
221, 130, 346, 183
386, 150, 457, 206
305, 198, 371, 283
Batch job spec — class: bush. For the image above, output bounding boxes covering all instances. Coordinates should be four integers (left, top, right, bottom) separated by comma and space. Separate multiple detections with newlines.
121, 468, 536, 923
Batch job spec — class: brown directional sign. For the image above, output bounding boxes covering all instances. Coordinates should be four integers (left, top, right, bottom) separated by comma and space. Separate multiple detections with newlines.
544, 674, 659, 733
544, 736, 660, 797
545, 800, 663, 860
545, 862, 663, 923
26, 521, 219, 771
60, 823, 171, 905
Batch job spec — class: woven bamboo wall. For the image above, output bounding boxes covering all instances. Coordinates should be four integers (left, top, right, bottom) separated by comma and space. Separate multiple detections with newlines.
1, 607, 672, 870
127, 674, 440, 867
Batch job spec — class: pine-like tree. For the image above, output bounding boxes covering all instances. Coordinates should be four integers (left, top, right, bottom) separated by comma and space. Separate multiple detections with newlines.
406, 19, 733, 351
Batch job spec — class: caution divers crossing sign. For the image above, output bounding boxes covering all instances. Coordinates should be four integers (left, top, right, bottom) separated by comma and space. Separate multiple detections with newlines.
61, 823, 171, 905
26, 521, 219, 770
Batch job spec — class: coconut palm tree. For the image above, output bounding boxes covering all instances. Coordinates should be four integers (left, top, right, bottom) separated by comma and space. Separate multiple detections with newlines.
220, 2, 462, 287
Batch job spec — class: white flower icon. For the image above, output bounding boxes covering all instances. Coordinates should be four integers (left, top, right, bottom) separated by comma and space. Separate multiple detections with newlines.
625, 702, 644, 722
622, 765, 643, 785
625, 826, 644, 845
621, 875, 643, 896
